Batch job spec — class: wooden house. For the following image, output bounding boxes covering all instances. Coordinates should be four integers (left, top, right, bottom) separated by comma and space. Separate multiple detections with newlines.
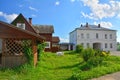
52, 36, 60, 52
12, 13, 60, 52
33, 25, 54, 52
0, 20, 44, 68
0, 13, 60, 67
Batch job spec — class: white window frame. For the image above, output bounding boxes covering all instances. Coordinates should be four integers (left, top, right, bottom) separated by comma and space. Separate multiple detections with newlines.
96, 33, 98, 39
110, 34, 112, 39
110, 43, 113, 48
45, 42, 50, 48
105, 34, 107, 39
17, 23, 25, 30
105, 43, 107, 48
81, 33, 84, 39
87, 33, 89, 39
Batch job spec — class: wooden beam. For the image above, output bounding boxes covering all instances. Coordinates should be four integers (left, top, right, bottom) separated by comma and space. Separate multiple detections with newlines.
32, 40, 37, 67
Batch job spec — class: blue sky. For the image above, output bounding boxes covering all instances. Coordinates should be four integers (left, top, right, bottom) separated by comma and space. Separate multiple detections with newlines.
0, 0, 120, 42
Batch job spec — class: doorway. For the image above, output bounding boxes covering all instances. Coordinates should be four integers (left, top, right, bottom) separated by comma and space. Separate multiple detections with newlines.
93, 43, 101, 50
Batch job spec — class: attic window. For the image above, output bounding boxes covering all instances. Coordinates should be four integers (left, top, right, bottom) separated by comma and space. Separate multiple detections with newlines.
17, 23, 25, 30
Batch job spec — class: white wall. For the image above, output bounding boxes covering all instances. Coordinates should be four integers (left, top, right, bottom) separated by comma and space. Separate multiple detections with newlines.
70, 29, 117, 51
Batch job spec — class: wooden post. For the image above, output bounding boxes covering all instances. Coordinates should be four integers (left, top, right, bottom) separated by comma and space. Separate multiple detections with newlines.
2, 39, 5, 67
32, 40, 37, 67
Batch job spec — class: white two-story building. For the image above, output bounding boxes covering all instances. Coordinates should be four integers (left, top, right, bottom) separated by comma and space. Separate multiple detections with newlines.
69, 23, 117, 51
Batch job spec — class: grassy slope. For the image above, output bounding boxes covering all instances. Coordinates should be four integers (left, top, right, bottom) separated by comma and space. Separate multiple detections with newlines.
39, 52, 82, 80
0, 52, 82, 80
1, 52, 120, 80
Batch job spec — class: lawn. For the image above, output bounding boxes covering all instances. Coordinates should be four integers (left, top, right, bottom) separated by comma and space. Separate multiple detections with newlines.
0, 51, 120, 80
0, 51, 82, 80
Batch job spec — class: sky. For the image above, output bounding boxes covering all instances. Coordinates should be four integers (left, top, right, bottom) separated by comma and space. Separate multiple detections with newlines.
0, 0, 120, 43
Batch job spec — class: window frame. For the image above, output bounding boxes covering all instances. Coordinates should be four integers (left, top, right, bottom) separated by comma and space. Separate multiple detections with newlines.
96, 33, 99, 39
105, 43, 107, 48
17, 23, 25, 30
45, 41, 51, 48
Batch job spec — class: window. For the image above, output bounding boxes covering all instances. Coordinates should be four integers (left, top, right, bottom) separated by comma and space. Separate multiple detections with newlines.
87, 43, 89, 48
105, 34, 107, 39
77, 35, 80, 39
87, 33, 89, 39
105, 43, 107, 48
110, 43, 113, 48
81, 43, 84, 47
110, 34, 112, 39
17, 23, 25, 30
81, 33, 84, 38
96, 33, 98, 39
45, 42, 50, 48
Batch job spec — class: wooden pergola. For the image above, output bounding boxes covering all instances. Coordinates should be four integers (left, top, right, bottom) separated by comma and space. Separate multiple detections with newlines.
0, 21, 45, 67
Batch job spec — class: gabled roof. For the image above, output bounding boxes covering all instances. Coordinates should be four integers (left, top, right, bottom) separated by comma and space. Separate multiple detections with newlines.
33, 25, 54, 34
52, 36, 60, 43
78, 24, 116, 31
11, 13, 37, 33
0, 20, 45, 41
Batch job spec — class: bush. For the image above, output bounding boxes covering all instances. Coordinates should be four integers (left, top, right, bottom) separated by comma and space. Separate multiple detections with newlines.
82, 48, 95, 62
37, 42, 45, 61
87, 56, 104, 67
23, 46, 33, 64
75, 45, 83, 53
80, 62, 92, 71
101, 51, 110, 57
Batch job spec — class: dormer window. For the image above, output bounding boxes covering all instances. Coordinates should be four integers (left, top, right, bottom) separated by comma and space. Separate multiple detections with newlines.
17, 23, 25, 30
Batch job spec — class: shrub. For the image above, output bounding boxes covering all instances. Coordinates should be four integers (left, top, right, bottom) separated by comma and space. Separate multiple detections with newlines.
101, 51, 110, 57
23, 46, 33, 64
75, 45, 83, 53
82, 48, 95, 62
87, 56, 104, 67
37, 42, 46, 61
80, 62, 92, 71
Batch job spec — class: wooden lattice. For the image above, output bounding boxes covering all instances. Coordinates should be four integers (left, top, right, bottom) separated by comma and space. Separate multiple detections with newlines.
4, 39, 32, 56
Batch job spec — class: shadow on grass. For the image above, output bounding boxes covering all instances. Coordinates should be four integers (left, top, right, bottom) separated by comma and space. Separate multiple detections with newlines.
0, 63, 33, 74
56, 61, 84, 70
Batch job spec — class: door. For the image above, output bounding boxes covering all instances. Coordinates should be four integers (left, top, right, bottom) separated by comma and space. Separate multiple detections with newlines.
93, 43, 101, 50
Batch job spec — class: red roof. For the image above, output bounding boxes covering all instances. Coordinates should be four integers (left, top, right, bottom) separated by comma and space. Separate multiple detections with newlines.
52, 37, 60, 43
0, 20, 45, 41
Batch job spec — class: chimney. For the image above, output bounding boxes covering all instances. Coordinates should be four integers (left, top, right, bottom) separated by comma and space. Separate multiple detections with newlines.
29, 18, 32, 25
81, 24, 83, 27
98, 24, 100, 28
86, 22, 88, 27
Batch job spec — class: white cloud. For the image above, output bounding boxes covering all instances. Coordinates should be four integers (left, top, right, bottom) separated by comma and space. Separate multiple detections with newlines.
70, 0, 75, 2
0, 11, 18, 22
117, 37, 120, 43
94, 21, 112, 28
29, 6, 38, 12
81, 0, 120, 20
31, 14, 37, 17
117, 13, 120, 18
55, 1, 60, 6
60, 37, 69, 43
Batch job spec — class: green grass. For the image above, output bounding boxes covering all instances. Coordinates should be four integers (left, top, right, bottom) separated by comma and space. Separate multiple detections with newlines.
0, 51, 120, 80
0, 51, 82, 80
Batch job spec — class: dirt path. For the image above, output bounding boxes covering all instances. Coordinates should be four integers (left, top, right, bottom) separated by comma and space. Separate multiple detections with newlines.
92, 51, 120, 80
111, 51, 120, 56
92, 72, 120, 80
